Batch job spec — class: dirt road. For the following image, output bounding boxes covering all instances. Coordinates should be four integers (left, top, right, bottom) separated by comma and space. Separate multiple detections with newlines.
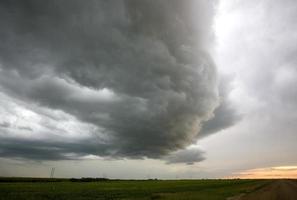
237, 179, 297, 200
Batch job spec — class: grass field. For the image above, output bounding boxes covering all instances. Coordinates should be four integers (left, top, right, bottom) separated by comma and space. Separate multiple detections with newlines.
0, 178, 270, 200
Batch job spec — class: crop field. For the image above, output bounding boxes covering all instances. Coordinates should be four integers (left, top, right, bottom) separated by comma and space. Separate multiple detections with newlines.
0, 178, 270, 200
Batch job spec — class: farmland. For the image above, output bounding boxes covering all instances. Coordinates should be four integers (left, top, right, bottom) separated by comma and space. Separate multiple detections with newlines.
0, 178, 269, 200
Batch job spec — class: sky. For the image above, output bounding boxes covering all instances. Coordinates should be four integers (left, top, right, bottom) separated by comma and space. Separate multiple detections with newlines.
0, 0, 296, 179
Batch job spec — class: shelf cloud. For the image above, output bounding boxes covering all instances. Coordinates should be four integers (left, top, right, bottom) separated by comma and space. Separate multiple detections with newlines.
0, 0, 236, 164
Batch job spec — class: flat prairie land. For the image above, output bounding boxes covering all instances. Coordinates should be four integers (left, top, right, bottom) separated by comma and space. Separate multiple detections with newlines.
0, 178, 270, 200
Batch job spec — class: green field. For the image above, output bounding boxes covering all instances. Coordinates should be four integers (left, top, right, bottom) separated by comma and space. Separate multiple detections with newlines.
0, 178, 270, 200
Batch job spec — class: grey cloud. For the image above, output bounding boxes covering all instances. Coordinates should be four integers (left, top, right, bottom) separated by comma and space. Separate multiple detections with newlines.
17, 126, 33, 131
0, 121, 32, 131
0, 137, 109, 161
0, 0, 218, 160
164, 148, 205, 165
0, 121, 10, 128
199, 76, 241, 138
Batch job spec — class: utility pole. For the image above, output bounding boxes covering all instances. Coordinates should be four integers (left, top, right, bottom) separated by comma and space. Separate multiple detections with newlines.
50, 167, 55, 178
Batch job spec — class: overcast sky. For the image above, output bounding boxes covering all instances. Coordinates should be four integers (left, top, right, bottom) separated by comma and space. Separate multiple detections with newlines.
0, 0, 296, 179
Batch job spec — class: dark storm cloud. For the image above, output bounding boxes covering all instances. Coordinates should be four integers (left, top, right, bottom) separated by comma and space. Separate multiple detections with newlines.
199, 76, 241, 138
164, 148, 205, 165
0, 0, 219, 161
0, 137, 110, 160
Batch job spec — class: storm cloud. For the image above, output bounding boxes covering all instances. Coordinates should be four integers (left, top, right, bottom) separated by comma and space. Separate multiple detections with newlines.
199, 76, 241, 138
0, 0, 224, 162
164, 148, 205, 165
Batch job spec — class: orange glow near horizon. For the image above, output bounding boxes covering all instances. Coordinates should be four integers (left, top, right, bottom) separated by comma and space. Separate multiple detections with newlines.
228, 166, 297, 179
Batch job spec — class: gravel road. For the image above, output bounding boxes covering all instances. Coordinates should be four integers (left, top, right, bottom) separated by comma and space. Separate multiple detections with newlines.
237, 179, 297, 200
